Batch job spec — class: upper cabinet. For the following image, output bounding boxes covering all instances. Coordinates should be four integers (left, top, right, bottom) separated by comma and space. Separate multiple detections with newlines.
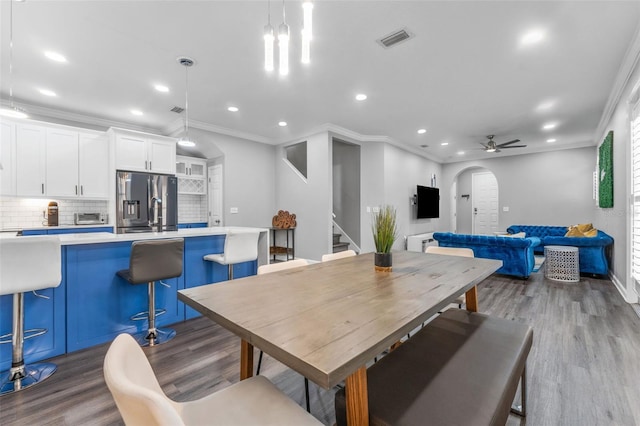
111, 128, 176, 175
3, 119, 109, 199
0, 120, 16, 196
176, 155, 207, 195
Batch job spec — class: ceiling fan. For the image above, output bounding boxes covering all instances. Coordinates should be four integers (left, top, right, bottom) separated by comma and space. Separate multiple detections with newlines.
479, 135, 527, 153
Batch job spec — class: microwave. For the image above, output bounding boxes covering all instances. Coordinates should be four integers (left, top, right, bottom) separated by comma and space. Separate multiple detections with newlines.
74, 213, 107, 225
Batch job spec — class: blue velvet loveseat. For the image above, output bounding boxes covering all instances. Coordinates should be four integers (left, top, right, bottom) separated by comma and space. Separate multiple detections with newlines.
433, 232, 541, 279
506, 225, 613, 276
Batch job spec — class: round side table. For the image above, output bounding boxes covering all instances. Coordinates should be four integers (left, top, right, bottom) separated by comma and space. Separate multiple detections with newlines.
544, 245, 579, 282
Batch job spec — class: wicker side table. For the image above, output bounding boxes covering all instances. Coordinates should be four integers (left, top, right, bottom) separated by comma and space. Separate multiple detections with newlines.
544, 245, 579, 282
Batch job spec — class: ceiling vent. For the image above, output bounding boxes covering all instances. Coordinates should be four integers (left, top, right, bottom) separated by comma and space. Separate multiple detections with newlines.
170, 106, 184, 114
377, 28, 413, 48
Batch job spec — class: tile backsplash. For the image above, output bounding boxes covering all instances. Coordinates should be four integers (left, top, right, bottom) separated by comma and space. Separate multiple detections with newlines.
0, 198, 109, 229
178, 194, 208, 223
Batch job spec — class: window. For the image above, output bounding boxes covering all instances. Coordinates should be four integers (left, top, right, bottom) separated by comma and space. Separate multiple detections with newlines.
631, 99, 640, 286
284, 141, 307, 179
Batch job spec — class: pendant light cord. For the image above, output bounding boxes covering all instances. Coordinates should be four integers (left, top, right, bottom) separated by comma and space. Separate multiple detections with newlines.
282, 0, 286, 24
267, 0, 271, 25
184, 64, 189, 140
9, 0, 15, 108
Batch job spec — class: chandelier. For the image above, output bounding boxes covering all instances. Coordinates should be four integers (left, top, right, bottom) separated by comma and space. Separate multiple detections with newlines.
264, 0, 313, 76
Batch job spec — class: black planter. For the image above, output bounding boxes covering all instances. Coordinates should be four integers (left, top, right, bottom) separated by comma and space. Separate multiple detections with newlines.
374, 252, 392, 272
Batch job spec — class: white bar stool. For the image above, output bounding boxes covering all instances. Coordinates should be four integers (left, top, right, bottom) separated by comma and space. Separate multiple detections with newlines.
203, 231, 259, 280
117, 238, 184, 347
0, 236, 62, 395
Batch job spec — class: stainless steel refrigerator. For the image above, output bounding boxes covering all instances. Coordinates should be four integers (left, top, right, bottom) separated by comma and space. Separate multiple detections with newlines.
116, 171, 178, 234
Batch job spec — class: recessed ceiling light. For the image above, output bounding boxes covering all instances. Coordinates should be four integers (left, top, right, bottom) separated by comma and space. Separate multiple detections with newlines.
542, 122, 557, 130
38, 88, 57, 97
154, 84, 169, 93
417, 128, 427, 134
227, 106, 239, 112
536, 100, 555, 111
355, 94, 367, 101
441, 142, 449, 146
520, 29, 545, 46
457, 151, 465, 155
44, 51, 67, 63
547, 138, 557, 143
131, 109, 143, 116
278, 121, 287, 127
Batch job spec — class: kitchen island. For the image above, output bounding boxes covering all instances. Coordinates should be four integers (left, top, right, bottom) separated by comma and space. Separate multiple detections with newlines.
0, 227, 269, 371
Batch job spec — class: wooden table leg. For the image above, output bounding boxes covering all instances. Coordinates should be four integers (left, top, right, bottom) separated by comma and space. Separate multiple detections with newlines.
465, 285, 479, 312
240, 339, 254, 380
345, 366, 369, 426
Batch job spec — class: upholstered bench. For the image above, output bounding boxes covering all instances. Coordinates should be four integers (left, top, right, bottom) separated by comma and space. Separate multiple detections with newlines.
335, 309, 533, 426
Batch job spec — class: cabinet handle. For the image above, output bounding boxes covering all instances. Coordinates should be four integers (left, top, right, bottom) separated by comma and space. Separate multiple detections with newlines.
75, 185, 78, 195
41, 183, 44, 194
149, 161, 152, 170
145, 160, 148, 170
81, 185, 84, 195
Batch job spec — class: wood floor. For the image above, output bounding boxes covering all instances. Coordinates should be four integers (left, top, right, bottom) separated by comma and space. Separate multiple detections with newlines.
1, 271, 639, 425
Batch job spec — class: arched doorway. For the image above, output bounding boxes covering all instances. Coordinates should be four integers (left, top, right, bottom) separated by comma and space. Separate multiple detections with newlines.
451, 167, 499, 234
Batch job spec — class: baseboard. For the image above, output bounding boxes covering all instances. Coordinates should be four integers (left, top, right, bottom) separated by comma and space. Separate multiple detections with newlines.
609, 271, 639, 303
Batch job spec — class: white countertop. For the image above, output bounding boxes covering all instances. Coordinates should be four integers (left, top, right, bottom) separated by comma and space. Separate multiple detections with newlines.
0, 227, 269, 245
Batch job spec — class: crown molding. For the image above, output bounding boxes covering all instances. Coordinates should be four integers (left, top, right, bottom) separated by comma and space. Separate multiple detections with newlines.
163, 117, 272, 144
0, 99, 163, 134
594, 22, 640, 142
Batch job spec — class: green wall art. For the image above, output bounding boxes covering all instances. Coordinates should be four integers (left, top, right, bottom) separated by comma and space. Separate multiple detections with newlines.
598, 130, 613, 208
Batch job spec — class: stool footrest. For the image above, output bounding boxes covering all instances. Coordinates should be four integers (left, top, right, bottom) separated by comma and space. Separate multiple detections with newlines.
0, 328, 48, 344
130, 309, 166, 322
0, 362, 57, 395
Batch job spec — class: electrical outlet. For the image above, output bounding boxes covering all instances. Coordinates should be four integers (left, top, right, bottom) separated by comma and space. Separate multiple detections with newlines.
372, 206, 380, 213
366, 206, 371, 213
230, 207, 238, 214
503, 206, 510, 212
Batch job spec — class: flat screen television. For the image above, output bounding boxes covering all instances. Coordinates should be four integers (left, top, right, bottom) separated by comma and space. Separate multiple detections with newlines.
417, 185, 439, 219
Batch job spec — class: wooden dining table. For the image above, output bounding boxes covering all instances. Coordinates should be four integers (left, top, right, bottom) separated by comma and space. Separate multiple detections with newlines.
178, 251, 502, 426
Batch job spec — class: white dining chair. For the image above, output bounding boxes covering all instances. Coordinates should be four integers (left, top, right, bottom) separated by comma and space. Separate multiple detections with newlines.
255, 259, 311, 412
103, 333, 322, 426
321, 250, 356, 262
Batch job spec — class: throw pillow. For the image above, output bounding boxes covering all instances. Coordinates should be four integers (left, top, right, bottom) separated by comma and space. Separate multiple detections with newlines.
583, 228, 597, 237
565, 226, 584, 237
576, 223, 593, 233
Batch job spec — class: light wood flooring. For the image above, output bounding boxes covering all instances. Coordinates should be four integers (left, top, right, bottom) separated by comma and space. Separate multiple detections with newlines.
1, 271, 639, 425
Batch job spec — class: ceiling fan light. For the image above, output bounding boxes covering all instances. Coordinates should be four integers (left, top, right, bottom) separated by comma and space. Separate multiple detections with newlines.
486, 148, 496, 153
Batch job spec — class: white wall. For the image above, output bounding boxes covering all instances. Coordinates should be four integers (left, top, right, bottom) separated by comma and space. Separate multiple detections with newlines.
275, 132, 332, 260
442, 147, 597, 232
592, 54, 640, 302
190, 128, 275, 228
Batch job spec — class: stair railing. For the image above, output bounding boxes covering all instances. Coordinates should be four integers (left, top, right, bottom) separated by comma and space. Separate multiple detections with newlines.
332, 217, 361, 254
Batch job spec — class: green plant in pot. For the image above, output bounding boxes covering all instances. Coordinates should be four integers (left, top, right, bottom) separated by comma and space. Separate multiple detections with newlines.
372, 205, 398, 272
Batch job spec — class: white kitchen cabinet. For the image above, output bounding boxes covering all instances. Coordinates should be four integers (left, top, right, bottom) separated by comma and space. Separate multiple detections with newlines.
16, 123, 47, 196
0, 120, 16, 196
176, 155, 207, 195
112, 128, 176, 175
46, 128, 79, 197
79, 133, 109, 198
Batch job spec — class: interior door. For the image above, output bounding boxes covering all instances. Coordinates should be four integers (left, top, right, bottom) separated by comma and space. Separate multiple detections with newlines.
472, 171, 499, 235
208, 164, 223, 226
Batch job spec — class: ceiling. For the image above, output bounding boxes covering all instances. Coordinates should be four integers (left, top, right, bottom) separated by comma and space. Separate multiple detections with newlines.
1, 1, 639, 163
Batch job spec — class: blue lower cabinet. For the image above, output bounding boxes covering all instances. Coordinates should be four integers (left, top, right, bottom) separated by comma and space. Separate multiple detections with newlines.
182, 235, 257, 319
22, 227, 113, 236
178, 223, 208, 229
0, 251, 66, 372
65, 242, 185, 352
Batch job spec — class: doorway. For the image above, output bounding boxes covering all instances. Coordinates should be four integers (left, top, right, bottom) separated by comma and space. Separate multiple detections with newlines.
208, 164, 223, 226
471, 171, 499, 235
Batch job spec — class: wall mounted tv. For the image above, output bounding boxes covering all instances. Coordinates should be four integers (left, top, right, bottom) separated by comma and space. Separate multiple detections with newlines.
416, 185, 439, 219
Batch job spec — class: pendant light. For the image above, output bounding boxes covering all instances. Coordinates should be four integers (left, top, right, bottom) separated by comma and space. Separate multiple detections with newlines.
0, 0, 28, 119
177, 57, 196, 148
301, 0, 313, 64
264, 0, 275, 72
278, 0, 290, 76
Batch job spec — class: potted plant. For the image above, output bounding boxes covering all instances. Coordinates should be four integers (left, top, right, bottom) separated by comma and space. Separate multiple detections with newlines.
372, 205, 398, 272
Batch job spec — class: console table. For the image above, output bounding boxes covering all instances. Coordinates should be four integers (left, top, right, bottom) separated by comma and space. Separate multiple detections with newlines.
270, 227, 295, 262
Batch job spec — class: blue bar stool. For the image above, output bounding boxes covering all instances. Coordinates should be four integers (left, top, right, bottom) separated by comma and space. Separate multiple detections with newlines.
0, 236, 61, 395
203, 231, 259, 280
117, 238, 184, 347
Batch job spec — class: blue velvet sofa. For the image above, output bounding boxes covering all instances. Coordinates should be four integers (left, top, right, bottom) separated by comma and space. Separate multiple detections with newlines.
433, 232, 541, 279
506, 225, 613, 275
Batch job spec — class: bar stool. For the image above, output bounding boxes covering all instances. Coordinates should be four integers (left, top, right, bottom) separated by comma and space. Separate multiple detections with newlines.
0, 236, 61, 395
116, 238, 184, 347
203, 231, 259, 280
